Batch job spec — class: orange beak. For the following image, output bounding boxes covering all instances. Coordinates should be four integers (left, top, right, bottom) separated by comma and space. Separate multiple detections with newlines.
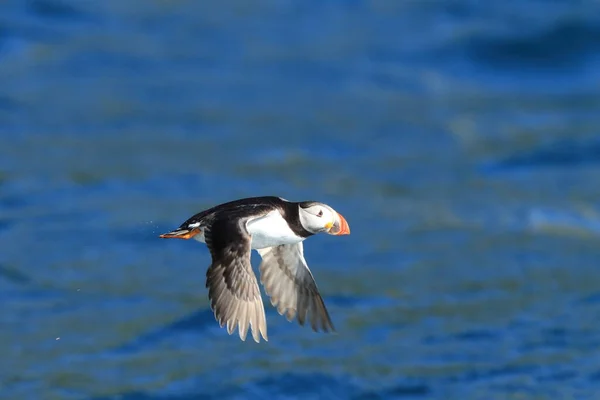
159, 228, 200, 240
330, 212, 350, 235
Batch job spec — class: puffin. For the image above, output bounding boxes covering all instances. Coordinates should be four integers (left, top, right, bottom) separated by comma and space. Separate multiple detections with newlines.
159, 196, 350, 343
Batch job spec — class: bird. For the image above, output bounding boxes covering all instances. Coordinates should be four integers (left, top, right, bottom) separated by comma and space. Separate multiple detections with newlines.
159, 196, 350, 343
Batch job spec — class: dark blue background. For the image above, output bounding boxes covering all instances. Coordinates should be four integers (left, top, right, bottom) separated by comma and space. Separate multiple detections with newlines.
1, 1, 600, 399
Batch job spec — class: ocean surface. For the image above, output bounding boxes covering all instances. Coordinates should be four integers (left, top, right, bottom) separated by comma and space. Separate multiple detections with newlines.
2, 1, 600, 399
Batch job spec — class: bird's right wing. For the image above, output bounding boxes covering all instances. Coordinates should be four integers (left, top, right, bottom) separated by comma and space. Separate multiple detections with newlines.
204, 216, 268, 343
257, 242, 335, 332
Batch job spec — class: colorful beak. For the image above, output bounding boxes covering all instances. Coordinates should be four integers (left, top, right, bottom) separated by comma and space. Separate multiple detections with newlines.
329, 212, 350, 235
159, 228, 200, 240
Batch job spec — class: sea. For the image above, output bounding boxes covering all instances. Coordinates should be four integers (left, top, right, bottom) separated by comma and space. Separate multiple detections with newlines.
1, 1, 600, 399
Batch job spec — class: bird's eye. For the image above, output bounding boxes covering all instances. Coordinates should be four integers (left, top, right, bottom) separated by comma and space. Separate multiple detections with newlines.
317, 210, 323, 217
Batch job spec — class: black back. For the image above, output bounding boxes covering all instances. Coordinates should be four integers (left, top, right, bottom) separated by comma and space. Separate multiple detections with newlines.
180, 196, 314, 238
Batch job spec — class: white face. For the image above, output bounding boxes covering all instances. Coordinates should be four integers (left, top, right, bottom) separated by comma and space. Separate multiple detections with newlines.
299, 203, 334, 233
298, 203, 339, 234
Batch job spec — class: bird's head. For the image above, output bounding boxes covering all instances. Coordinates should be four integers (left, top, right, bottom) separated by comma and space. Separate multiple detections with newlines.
298, 201, 350, 236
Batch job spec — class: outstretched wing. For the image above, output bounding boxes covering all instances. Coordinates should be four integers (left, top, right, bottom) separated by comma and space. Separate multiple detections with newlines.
205, 216, 267, 342
257, 243, 335, 332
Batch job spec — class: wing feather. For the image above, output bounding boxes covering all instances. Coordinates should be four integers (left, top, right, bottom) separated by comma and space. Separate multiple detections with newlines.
204, 218, 268, 342
258, 243, 335, 333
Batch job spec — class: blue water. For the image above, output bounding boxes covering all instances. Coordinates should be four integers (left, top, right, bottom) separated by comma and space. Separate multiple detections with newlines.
2, 1, 600, 399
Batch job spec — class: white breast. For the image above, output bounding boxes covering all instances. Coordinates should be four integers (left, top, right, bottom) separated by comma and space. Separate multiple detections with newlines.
246, 210, 304, 249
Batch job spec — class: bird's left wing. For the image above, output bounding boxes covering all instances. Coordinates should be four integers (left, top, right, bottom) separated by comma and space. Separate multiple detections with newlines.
257, 242, 335, 333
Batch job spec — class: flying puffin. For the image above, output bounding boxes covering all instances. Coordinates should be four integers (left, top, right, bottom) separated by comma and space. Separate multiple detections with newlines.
159, 196, 350, 343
